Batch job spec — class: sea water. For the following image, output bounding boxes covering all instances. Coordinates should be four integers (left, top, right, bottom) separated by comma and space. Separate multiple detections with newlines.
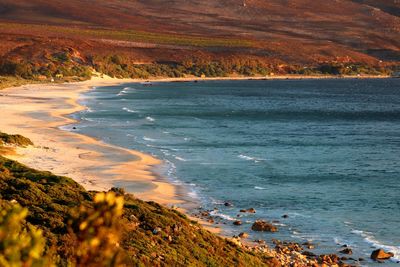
73, 79, 400, 265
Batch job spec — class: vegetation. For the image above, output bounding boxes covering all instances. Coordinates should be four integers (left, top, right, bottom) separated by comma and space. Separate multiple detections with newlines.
0, 155, 277, 266
0, 23, 254, 49
0, 132, 33, 147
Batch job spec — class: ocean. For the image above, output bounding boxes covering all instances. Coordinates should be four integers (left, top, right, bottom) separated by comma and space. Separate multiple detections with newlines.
73, 79, 400, 265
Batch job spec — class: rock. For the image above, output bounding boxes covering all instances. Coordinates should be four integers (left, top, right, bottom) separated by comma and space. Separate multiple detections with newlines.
233, 220, 242, 226
302, 251, 317, 258
282, 214, 289, 218
240, 208, 256, 213
255, 239, 266, 245
224, 202, 233, 207
251, 220, 278, 232
319, 254, 340, 265
370, 249, 394, 261
302, 241, 315, 249
358, 258, 365, 261
239, 232, 249, 238
340, 248, 353, 255
247, 208, 256, 213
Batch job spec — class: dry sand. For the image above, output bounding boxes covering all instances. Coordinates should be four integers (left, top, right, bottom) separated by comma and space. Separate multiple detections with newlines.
0, 75, 186, 207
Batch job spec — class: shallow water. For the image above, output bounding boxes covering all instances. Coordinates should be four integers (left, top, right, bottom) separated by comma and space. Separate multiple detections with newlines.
74, 79, 400, 265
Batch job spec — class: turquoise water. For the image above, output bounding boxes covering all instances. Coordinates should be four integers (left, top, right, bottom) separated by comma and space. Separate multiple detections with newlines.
74, 79, 400, 265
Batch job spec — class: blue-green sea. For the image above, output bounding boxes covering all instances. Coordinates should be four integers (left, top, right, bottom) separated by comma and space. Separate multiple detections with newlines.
72, 79, 400, 265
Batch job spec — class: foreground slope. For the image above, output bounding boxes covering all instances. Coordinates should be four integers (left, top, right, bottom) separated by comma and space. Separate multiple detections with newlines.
0, 155, 277, 266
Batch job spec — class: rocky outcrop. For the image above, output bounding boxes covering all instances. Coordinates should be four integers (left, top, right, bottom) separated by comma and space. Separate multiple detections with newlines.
370, 249, 394, 261
251, 220, 278, 232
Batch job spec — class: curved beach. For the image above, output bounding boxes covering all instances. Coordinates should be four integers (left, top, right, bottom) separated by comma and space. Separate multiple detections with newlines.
0, 76, 183, 206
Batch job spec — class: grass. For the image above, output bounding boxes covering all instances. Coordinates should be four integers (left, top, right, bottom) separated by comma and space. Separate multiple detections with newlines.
0, 132, 33, 147
0, 76, 39, 90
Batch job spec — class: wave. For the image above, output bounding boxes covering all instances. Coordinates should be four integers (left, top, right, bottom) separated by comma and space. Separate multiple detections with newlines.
238, 154, 265, 162
146, 116, 155, 122
122, 107, 137, 113
117, 87, 135, 96
82, 117, 94, 122
209, 210, 236, 221
174, 156, 187, 162
143, 136, 157, 142
254, 186, 266, 190
351, 229, 400, 261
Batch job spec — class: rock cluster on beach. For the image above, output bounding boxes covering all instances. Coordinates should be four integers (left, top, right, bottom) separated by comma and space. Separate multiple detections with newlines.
192, 204, 397, 266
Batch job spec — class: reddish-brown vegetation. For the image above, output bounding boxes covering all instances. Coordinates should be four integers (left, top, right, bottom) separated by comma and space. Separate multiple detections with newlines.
0, 0, 399, 77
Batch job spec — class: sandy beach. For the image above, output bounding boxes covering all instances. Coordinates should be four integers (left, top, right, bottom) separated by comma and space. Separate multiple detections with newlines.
0, 76, 189, 207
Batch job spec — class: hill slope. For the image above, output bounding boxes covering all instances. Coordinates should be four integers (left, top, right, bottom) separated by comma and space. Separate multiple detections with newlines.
0, 0, 399, 78
0, 155, 280, 266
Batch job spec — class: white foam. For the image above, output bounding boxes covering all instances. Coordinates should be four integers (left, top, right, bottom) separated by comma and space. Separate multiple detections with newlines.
209, 210, 236, 221
351, 229, 400, 261
174, 156, 187, 162
117, 87, 135, 96
238, 154, 265, 162
146, 116, 155, 122
143, 136, 156, 142
122, 107, 137, 113
82, 117, 94, 122
254, 186, 266, 190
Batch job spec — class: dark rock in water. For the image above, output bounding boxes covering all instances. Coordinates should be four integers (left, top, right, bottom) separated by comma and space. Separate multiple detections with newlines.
247, 208, 256, 213
72, 127, 77, 130
251, 220, 278, 232
233, 220, 242, 226
238, 232, 249, 238
358, 258, 365, 261
302, 241, 315, 249
371, 249, 394, 261
341, 244, 348, 247
282, 214, 289, 218
341, 256, 349, 261
240, 208, 256, 213
254, 239, 266, 245
302, 251, 317, 258
340, 248, 353, 255
224, 202, 233, 207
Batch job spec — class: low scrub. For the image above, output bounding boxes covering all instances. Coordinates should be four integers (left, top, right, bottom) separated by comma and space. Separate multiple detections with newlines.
0, 132, 33, 147
0, 156, 276, 266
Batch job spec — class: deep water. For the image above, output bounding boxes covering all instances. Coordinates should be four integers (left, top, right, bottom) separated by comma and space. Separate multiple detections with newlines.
73, 79, 400, 265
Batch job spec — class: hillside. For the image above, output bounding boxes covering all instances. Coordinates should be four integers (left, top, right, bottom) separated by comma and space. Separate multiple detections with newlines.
0, 1, 399, 79
0, 154, 282, 266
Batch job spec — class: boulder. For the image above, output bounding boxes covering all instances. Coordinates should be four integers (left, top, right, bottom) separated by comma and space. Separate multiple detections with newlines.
339, 248, 353, 255
238, 232, 249, 238
233, 220, 242, 226
224, 202, 233, 207
247, 208, 256, 213
251, 220, 278, 232
240, 208, 256, 213
370, 249, 394, 261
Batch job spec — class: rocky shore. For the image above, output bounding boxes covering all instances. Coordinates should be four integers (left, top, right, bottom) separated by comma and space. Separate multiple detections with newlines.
192, 206, 396, 267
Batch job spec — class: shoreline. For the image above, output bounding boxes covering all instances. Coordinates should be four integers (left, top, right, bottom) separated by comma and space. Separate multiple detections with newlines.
0, 76, 189, 206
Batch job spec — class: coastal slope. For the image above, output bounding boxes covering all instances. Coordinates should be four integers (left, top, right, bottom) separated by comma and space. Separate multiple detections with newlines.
0, 0, 399, 79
